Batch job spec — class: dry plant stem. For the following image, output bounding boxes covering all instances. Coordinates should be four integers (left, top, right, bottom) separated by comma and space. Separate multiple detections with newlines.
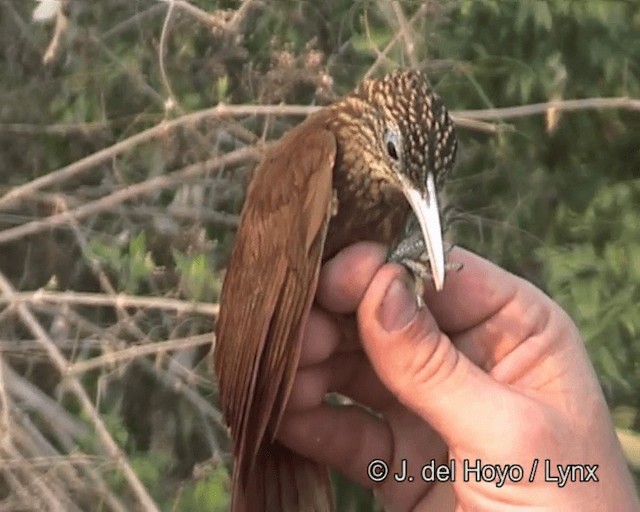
43, 7, 68, 65
64, 220, 221, 430
88, 32, 165, 109
364, 3, 429, 79
0, 354, 11, 441
171, 0, 219, 27
134, 204, 240, 227
12, 408, 81, 485
66, 218, 152, 343
1, 441, 67, 511
159, 0, 179, 109
0, 272, 160, 512
4, 94, 634, 211
137, 357, 224, 429
0, 146, 259, 245
0, 103, 503, 212
0, 290, 218, 316
388, 0, 419, 67
227, 0, 260, 32
66, 333, 213, 376
12, 417, 121, 512
11, 426, 83, 512
455, 96, 640, 119
3, 362, 89, 442
103, 4, 166, 40
1, 463, 31, 510
0, 96, 634, 244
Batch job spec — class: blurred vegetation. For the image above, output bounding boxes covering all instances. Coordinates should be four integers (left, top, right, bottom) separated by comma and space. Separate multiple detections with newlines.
0, 0, 638, 509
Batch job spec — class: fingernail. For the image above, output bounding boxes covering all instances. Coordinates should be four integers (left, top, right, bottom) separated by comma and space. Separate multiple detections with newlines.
378, 277, 418, 332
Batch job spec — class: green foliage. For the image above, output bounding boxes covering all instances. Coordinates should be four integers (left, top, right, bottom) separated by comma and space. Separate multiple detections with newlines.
540, 180, 640, 401
86, 232, 156, 294
174, 466, 231, 512
172, 249, 220, 302
433, 3, 640, 401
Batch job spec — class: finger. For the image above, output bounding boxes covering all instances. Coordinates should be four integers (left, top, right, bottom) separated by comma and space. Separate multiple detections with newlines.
277, 404, 441, 511
358, 263, 519, 447
299, 308, 342, 367
424, 247, 530, 333
277, 404, 392, 488
426, 247, 564, 371
287, 349, 396, 412
316, 242, 387, 313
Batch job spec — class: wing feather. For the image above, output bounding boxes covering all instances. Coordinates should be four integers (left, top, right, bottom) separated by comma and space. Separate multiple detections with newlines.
214, 117, 337, 511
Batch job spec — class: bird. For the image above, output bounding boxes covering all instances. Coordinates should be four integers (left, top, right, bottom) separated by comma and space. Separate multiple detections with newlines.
213, 69, 457, 511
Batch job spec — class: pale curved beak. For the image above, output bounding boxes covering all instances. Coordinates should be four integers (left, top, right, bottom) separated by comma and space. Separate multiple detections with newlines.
401, 172, 446, 291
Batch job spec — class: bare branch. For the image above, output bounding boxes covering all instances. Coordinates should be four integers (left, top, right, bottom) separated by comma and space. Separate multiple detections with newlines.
0, 272, 160, 512
66, 333, 213, 376
0, 147, 258, 245
455, 96, 640, 120
1, 290, 218, 316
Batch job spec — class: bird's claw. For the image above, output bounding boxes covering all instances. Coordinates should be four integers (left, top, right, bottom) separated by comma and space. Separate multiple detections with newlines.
388, 230, 463, 299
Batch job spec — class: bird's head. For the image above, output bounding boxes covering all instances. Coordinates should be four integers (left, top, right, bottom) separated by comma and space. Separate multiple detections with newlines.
340, 70, 458, 290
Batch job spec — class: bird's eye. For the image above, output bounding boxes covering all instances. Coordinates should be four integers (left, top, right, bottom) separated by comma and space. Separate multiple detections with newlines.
383, 129, 400, 161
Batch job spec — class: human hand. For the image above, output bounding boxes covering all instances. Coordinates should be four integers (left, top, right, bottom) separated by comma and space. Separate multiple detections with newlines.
276, 242, 639, 511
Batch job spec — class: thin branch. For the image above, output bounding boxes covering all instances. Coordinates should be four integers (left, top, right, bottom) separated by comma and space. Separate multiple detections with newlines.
389, 1, 418, 68
169, 0, 218, 27
158, 0, 179, 111
4, 363, 90, 443
1, 290, 218, 316
1, 96, 637, 215
0, 441, 67, 511
133, 205, 240, 227
0, 272, 160, 512
0, 105, 294, 210
364, 3, 429, 79
66, 333, 213, 376
0, 114, 163, 135
0, 147, 258, 245
454, 96, 640, 120
42, 6, 68, 65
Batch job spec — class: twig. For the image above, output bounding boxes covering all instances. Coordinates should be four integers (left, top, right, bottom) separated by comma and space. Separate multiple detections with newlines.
137, 357, 223, 427
0, 441, 67, 511
0, 272, 160, 512
10, 425, 83, 512
4, 363, 89, 443
66, 333, 213, 376
364, 3, 429, 79
454, 96, 640, 120
227, 0, 260, 32
0, 290, 218, 316
43, 6, 68, 65
0, 147, 258, 245
168, 0, 217, 27
0, 355, 12, 444
158, 0, 179, 111
133, 204, 240, 227
2, 95, 637, 215
389, 1, 418, 68
0, 105, 283, 210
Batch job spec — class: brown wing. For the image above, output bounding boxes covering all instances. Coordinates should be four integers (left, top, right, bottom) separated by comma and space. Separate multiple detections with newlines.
214, 117, 336, 511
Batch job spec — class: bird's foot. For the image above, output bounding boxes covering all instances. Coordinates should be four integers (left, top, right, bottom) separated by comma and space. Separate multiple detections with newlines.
388, 230, 462, 302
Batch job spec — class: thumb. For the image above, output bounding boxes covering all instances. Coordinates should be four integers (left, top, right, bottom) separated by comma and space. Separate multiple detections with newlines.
357, 264, 513, 448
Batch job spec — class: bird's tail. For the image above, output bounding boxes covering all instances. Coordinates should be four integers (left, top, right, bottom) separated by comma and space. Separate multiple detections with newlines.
231, 442, 334, 512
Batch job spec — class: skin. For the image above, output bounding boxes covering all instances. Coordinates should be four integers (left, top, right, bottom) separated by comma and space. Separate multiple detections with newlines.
276, 242, 640, 511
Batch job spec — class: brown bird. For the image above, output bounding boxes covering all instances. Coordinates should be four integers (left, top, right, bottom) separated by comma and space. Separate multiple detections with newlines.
214, 69, 457, 511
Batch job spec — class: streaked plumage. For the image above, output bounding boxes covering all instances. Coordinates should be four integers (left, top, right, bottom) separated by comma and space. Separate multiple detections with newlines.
214, 70, 457, 511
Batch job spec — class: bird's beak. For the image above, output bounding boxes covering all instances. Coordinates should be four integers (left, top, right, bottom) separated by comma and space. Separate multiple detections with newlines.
401, 172, 446, 291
